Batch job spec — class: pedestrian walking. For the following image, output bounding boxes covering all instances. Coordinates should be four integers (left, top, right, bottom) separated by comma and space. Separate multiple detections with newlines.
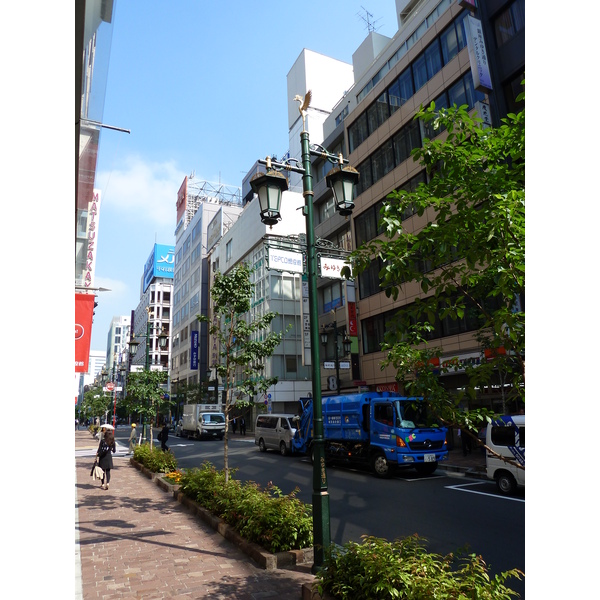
232, 418, 237, 434
75, 418, 79, 431
160, 421, 170, 451
240, 417, 246, 436
128, 423, 137, 454
460, 428, 472, 456
96, 429, 116, 490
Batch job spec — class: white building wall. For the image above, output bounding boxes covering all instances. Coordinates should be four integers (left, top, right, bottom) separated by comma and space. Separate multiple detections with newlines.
106, 315, 131, 373
286, 49, 354, 190
216, 193, 312, 415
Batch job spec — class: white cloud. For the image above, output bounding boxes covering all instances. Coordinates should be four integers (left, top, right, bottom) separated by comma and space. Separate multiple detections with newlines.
94, 276, 129, 298
96, 155, 186, 227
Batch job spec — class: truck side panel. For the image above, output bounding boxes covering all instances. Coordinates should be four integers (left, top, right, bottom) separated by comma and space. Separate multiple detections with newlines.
322, 395, 368, 442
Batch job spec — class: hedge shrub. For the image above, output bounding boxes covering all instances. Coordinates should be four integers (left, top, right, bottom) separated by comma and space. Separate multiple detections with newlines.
133, 443, 178, 473
315, 535, 523, 599
179, 462, 313, 553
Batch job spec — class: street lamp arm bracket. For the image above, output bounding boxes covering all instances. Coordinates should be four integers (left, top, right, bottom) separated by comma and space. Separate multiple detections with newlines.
309, 144, 348, 166
258, 157, 306, 175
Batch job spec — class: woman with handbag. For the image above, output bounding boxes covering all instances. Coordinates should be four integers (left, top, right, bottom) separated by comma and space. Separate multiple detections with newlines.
96, 429, 116, 490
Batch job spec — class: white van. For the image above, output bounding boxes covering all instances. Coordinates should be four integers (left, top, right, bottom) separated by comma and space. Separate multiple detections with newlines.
486, 414, 525, 494
255, 414, 298, 456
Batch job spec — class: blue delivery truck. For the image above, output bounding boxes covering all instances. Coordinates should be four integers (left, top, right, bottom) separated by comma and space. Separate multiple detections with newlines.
290, 392, 448, 477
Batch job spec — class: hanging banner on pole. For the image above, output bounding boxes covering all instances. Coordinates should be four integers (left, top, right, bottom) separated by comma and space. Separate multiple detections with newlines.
301, 279, 311, 366
75, 293, 95, 373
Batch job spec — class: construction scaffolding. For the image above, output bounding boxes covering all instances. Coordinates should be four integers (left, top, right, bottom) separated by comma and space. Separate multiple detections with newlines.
182, 175, 243, 230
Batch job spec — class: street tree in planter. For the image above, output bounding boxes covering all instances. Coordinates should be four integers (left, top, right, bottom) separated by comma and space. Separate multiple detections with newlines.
199, 262, 288, 483
346, 88, 525, 450
125, 370, 170, 449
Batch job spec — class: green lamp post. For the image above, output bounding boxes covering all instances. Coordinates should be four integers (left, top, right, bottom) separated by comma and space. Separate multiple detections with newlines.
250, 91, 359, 571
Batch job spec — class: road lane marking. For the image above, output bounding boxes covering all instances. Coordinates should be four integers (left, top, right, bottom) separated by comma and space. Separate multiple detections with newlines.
445, 481, 525, 502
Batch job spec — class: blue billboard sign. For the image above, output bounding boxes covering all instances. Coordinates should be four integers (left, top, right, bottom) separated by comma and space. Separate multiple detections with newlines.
143, 244, 175, 292
190, 331, 199, 369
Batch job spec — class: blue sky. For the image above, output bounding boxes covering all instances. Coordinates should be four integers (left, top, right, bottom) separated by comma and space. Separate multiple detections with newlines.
91, 0, 399, 351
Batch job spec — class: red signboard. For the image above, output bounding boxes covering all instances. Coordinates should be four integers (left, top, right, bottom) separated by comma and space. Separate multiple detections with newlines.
176, 176, 188, 225
75, 293, 95, 373
376, 382, 398, 393
347, 301, 358, 336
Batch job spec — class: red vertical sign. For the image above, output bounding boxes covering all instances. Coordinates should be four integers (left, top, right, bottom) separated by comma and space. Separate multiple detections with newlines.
75, 294, 95, 373
347, 301, 358, 336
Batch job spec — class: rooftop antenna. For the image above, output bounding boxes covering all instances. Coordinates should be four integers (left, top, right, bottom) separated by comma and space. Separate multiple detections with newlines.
357, 6, 382, 33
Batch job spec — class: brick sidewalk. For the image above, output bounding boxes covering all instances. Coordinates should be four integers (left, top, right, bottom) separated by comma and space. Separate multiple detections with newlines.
75, 431, 315, 599
75, 429, 487, 599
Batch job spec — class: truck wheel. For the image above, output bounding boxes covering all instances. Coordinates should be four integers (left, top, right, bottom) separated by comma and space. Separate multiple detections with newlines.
496, 471, 517, 495
258, 438, 267, 452
370, 452, 392, 478
415, 463, 437, 476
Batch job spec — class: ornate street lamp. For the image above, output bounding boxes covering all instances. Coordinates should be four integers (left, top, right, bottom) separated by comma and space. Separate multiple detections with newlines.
250, 91, 358, 571
250, 157, 288, 227
326, 160, 359, 216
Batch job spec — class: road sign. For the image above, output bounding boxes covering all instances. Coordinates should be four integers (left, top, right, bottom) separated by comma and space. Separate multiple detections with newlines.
106, 382, 115, 391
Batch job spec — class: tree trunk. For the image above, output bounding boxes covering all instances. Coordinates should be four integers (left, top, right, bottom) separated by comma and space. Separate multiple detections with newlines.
224, 389, 230, 484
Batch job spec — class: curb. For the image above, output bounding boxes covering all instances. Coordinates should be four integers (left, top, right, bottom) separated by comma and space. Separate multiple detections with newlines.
129, 458, 314, 571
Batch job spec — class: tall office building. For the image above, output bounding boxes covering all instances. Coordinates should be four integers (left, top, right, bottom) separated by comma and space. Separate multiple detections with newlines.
75, 1, 118, 375
131, 244, 175, 372
169, 177, 244, 417
303, 0, 524, 411
209, 189, 310, 420
106, 316, 131, 374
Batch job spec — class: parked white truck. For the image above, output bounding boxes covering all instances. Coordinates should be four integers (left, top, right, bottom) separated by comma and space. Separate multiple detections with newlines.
181, 404, 225, 440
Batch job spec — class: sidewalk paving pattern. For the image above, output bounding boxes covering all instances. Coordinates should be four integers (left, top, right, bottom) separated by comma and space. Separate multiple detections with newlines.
75, 429, 486, 599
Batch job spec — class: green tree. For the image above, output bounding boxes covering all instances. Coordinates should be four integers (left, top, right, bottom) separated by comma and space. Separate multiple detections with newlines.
199, 262, 288, 483
81, 385, 112, 424
125, 370, 170, 448
348, 91, 525, 444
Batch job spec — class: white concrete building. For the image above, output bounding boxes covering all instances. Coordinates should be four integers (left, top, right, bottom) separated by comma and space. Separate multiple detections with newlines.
106, 316, 131, 373
212, 189, 310, 418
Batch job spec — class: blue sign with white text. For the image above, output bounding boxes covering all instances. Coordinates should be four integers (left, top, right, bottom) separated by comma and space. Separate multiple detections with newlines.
190, 331, 199, 369
143, 243, 175, 292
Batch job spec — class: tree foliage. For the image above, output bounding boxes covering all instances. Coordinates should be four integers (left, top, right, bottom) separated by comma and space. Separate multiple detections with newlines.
199, 262, 288, 482
348, 89, 525, 438
125, 370, 170, 448
80, 385, 112, 423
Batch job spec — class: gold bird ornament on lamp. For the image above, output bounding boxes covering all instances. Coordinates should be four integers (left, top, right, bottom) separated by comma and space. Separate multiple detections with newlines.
294, 90, 312, 132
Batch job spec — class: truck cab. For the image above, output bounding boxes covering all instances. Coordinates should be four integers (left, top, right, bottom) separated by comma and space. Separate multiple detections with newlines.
182, 404, 225, 440
486, 414, 525, 494
291, 393, 448, 477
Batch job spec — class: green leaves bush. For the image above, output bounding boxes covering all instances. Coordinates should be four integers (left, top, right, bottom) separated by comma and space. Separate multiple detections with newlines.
316, 535, 523, 599
133, 443, 178, 473
179, 462, 313, 553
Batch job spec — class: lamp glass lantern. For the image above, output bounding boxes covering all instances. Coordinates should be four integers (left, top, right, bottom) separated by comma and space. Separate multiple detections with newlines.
320, 328, 329, 347
157, 329, 169, 349
250, 168, 288, 227
343, 334, 352, 355
128, 337, 140, 356
326, 164, 359, 216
